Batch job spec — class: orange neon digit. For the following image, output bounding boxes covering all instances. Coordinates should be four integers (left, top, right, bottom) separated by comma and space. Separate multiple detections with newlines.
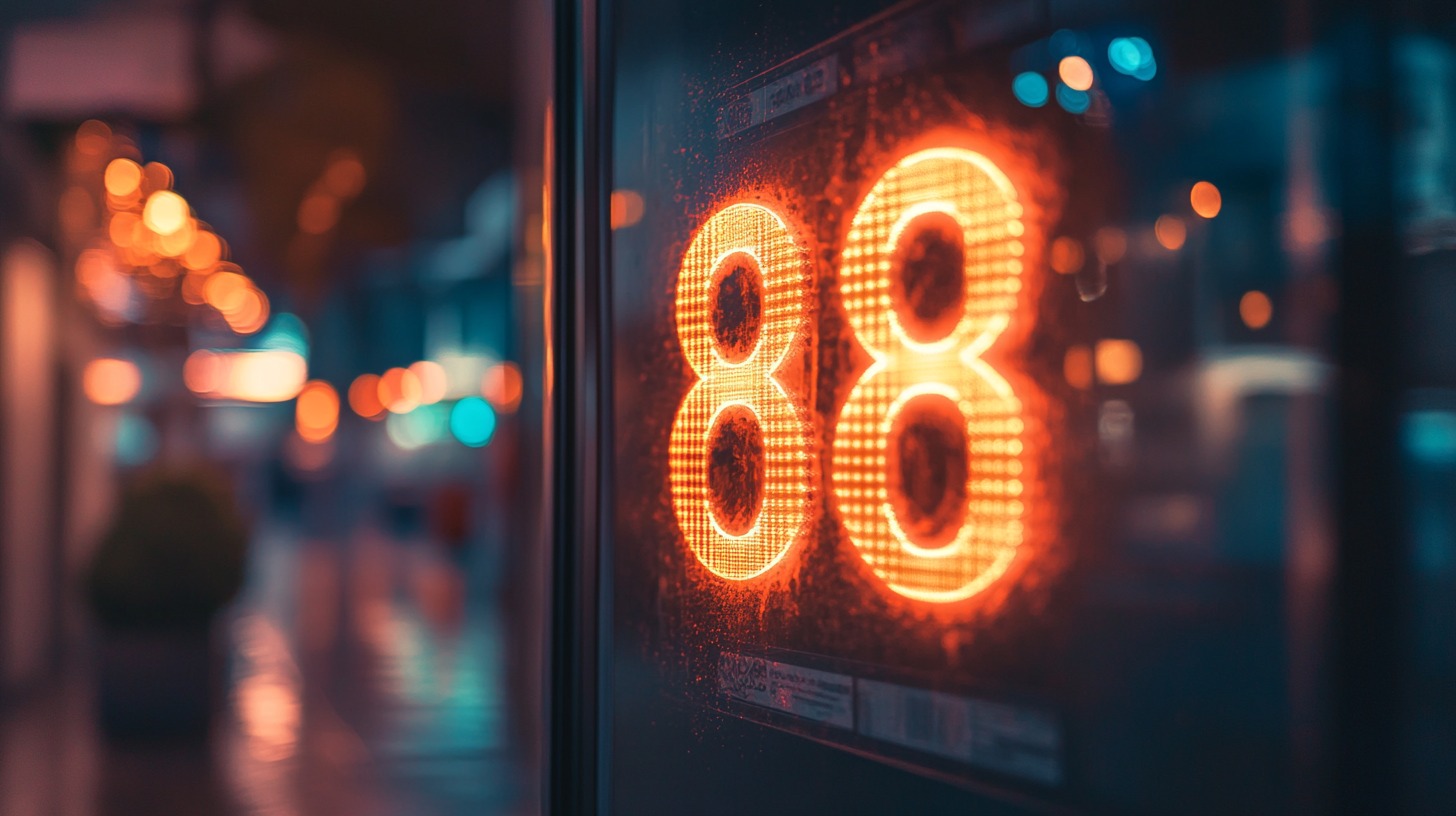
833, 147, 1031, 603
670, 202, 815, 580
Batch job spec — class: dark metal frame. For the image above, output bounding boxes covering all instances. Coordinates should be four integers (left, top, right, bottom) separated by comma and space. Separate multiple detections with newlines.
548, 0, 613, 813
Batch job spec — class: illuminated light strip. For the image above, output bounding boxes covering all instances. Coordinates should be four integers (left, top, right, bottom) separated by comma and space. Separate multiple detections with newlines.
669, 202, 815, 580
833, 147, 1032, 603
184, 349, 308, 403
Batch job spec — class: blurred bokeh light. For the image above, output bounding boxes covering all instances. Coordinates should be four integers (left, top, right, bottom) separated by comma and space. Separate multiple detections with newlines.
82, 358, 141, 406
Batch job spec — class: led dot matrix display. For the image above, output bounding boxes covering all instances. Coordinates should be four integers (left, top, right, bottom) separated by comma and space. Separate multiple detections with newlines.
669, 147, 1039, 604
669, 203, 816, 580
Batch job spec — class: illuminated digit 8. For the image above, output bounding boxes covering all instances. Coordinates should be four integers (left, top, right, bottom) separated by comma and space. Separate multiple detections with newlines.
670, 203, 815, 580
833, 148, 1031, 603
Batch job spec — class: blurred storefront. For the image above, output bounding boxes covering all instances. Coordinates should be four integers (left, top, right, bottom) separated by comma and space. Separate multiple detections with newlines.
0, 1, 549, 813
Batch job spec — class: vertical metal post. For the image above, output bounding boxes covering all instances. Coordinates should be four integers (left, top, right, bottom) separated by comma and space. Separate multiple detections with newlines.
548, 0, 611, 811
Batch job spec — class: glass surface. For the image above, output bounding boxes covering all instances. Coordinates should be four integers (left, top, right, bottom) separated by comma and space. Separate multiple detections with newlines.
603, 0, 1447, 811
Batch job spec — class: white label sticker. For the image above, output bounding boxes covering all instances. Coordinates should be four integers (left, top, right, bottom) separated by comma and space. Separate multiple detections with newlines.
717, 56, 839, 139
719, 653, 855, 728
857, 680, 1063, 785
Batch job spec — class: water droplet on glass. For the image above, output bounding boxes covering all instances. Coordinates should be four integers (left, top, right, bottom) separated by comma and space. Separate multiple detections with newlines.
1076, 261, 1108, 302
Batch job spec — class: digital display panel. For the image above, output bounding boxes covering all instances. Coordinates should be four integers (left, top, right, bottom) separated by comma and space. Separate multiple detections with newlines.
671, 145, 1047, 603
606, 0, 1331, 811
609, 0, 1086, 795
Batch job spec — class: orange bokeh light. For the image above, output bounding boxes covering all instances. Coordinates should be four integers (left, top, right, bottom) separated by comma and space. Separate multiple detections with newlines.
204, 269, 250, 314
1049, 235, 1084, 274
1240, 290, 1273, 329
1191, 181, 1222, 219
1155, 215, 1187, 250
348, 373, 385, 419
833, 146, 1032, 603
378, 367, 422, 414
104, 159, 143, 198
143, 190, 189, 236
409, 361, 448, 405
610, 190, 645, 229
1095, 339, 1143, 385
83, 358, 141, 406
182, 230, 223, 270
481, 362, 523, 413
141, 162, 173, 195
670, 202, 815, 581
1064, 345, 1093, 389
184, 350, 222, 394
156, 216, 197, 257
184, 350, 306, 402
74, 120, 111, 156
109, 212, 141, 248
297, 194, 340, 234
1059, 56, 1094, 91
295, 380, 340, 442
119, 220, 158, 265
321, 152, 366, 199
225, 288, 270, 335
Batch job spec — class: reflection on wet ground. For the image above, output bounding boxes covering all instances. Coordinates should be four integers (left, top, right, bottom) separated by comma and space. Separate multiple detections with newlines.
0, 524, 524, 816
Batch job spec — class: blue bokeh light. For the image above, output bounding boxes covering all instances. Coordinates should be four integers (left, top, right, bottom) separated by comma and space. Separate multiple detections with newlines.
1012, 72, 1049, 107
1056, 83, 1091, 114
1109, 37, 1156, 80
450, 397, 497, 448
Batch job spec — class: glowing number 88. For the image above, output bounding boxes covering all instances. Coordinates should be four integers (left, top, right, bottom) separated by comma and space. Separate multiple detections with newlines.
669, 147, 1036, 603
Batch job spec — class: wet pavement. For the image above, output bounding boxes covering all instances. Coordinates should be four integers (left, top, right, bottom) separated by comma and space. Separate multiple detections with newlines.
0, 524, 527, 816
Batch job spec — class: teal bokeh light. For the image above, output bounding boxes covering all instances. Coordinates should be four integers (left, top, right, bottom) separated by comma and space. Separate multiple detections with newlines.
257, 312, 310, 356
1012, 71, 1049, 107
450, 397, 497, 448
1108, 37, 1156, 80
387, 403, 450, 450
1056, 83, 1091, 114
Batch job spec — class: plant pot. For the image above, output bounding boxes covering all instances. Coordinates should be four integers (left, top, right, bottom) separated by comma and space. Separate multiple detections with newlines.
94, 623, 222, 742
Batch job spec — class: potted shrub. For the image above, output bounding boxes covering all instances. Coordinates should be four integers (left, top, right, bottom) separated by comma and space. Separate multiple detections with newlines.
85, 466, 249, 740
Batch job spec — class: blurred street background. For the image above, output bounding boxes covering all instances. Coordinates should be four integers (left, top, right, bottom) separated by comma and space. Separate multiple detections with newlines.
0, 1, 549, 813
